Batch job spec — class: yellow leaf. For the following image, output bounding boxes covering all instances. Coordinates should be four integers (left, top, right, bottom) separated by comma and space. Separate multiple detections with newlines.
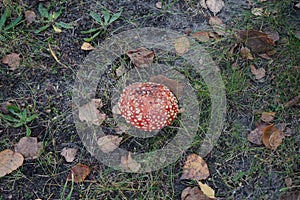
48, 43, 67, 68
81, 42, 95, 51
198, 181, 215, 199
52, 24, 62, 33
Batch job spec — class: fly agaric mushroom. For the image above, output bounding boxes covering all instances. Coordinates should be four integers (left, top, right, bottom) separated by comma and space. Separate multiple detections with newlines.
119, 82, 178, 131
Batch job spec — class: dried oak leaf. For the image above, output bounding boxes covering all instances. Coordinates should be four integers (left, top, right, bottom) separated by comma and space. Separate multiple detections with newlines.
97, 135, 122, 153
15, 137, 43, 160
25, 10, 36, 26
0, 149, 24, 177
175, 36, 190, 55
180, 154, 210, 181
206, 0, 225, 15
126, 47, 155, 68
261, 111, 276, 123
2, 53, 21, 70
248, 123, 268, 145
236, 30, 275, 53
120, 152, 141, 172
81, 42, 95, 51
67, 163, 91, 183
262, 124, 285, 150
198, 181, 215, 199
78, 99, 106, 125
149, 75, 184, 98
191, 31, 210, 42
250, 64, 266, 80
209, 16, 226, 36
61, 147, 78, 162
240, 47, 254, 60
181, 186, 213, 200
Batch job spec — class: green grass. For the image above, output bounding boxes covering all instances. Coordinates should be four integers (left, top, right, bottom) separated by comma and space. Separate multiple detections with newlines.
0, 0, 299, 199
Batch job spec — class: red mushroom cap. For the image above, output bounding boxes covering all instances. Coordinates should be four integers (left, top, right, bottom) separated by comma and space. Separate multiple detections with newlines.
119, 82, 178, 131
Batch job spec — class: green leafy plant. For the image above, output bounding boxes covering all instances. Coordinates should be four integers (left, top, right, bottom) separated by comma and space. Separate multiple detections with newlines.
0, 105, 39, 136
0, 8, 23, 42
81, 8, 122, 42
35, 3, 73, 34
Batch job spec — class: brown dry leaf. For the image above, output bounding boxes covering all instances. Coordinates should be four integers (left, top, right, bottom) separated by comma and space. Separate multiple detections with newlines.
15, 137, 43, 160
285, 95, 300, 108
209, 16, 226, 36
149, 75, 184, 98
262, 124, 285, 150
250, 65, 266, 80
192, 31, 210, 42
236, 30, 275, 53
175, 36, 190, 55
0, 149, 24, 177
25, 10, 36, 26
240, 47, 254, 60
126, 47, 155, 68
61, 147, 78, 162
285, 177, 292, 187
248, 123, 268, 145
261, 111, 276, 123
67, 163, 91, 183
81, 42, 95, 51
266, 30, 280, 42
120, 152, 141, 172
180, 154, 210, 181
206, 0, 225, 15
279, 190, 300, 200
1, 53, 21, 70
97, 135, 122, 153
181, 186, 212, 200
78, 99, 106, 125
155, 2, 162, 9
198, 181, 215, 199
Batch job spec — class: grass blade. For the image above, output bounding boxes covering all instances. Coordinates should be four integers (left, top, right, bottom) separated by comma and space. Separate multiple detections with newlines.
0, 9, 8, 30
4, 15, 22, 31
55, 21, 73, 29
90, 11, 103, 25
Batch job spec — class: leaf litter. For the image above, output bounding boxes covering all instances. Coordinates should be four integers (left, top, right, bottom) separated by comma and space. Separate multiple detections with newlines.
67, 163, 91, 183
0, 149, 24, 177
97, 135, 122, 153
120, 152, 141, 172
78, 99, 106, 125
15, 137, 43, 160
61, 147, 78, 162
126, 47, 155, 68
1, 53, 21, 70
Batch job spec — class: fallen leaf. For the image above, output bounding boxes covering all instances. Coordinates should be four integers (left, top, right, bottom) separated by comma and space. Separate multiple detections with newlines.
181, 186, 212, 200
250, 64, 266, 80
261, 111, 276, 123
262, 124, 285, 150
240, 47, 254, 60
67, 163, 91, 183
248, 123, 268, 145
155, 2, 162, 9
120, 152, 141, 172
175, 36, 190, 55
180, 154, 210, 181
15, 137, 43, 160
265, 30, 280, 42
279, 190, 300, 200
52, 24, 62, 33
236, 30, 275, 53
192, 31, 210, 42
0, 149, 24, 177
206, 0, 225, 15
198, 181, 215, 199
25, 10, 36, 26
285, 95, 300, 108
61, 147, 78, 162
149, 75, 184, 98
285, 177, 292, 187
78, 99, 106, 125
200, 0, 208, 9
126, 47, 155, 68
209, 16, 226, 36
81, 42, 95, 51
48, 43, 67, 68
97, 135, 122, 153
258, 53, 272, 60
1, 53, 21, 70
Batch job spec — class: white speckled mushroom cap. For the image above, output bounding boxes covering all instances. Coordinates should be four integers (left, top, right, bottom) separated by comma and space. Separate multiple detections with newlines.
119, 82, 178, 131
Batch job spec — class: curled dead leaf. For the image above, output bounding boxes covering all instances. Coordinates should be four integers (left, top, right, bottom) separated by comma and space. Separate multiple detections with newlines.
180, 154, 210, 181
198, 181, 215, 199
0, 149, 24, 177
81, 42, 95, 51
67, 163, 91, 183
262, 124, 285, 150
149, 75, 184, 98
97, 135, 122, 153
2, 53, 21, 70
15, 137, 43, 160
250, 65, 266, 80
261, 111, 276, 123
175, 36, 190, 55
78, 99, 106, 125
126, 47, 155, 68
206, 0, 225, 15
181, 186, 213, 200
